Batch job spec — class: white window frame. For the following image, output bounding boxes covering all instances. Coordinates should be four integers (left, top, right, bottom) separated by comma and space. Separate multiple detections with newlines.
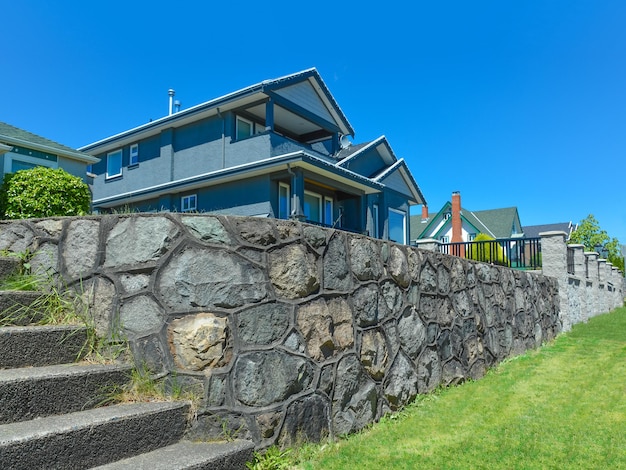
181, 194, 197, 212
303, 190, 323, 223
278, 182, 291, 219
441, 235, 450, 243
236, 116, 254, 140
372, 204, 379, 238
324, 196, 334, 226
388, 208, 407, 244
129, 143, 139, 166
106, 149, 123, 179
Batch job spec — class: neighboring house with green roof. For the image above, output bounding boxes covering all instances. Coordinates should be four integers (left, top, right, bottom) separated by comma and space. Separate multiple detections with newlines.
411, 191, 523, 244
0, 122, 99, 184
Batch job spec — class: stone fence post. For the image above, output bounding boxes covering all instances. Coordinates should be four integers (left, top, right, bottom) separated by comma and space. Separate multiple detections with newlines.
540, 231, 569, 331
569, 244, 585, 277
413, 238, 441, 252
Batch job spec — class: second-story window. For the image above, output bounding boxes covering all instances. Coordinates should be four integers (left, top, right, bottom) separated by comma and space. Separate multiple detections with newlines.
278, 182, 290, 219
106, 149, 122, 179
129, 144, 139, 166
236, 116, 253, 140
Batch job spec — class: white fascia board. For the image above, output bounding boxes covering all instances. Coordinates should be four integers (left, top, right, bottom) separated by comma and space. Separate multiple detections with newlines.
0, 143, 12, 155
336, 136, 387, 167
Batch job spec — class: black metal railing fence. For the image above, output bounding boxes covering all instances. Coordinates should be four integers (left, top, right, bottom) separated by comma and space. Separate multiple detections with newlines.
439, 237, 542, 270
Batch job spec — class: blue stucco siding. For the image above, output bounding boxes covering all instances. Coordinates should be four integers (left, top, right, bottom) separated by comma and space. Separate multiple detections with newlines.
342, 150, 387, 178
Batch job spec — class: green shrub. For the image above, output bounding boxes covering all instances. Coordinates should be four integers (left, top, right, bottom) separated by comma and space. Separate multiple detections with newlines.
0, 167, 91, 219
468, 233, 508, 265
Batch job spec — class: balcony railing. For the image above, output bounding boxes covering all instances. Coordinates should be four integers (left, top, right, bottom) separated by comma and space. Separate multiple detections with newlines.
439, 237, 542, 270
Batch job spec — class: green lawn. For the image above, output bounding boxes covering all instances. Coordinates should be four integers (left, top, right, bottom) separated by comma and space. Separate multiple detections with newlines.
290, 307, 626, 469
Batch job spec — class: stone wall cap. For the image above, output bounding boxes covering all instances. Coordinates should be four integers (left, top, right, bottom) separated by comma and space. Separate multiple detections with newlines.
413, 238, 441, 244
539, 230, 568, 237
568, 244, 585, 249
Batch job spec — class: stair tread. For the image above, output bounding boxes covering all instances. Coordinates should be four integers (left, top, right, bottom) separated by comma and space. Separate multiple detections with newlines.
0, 400, 190, 444
0, 362, 131, 381
92, 439, 255, 469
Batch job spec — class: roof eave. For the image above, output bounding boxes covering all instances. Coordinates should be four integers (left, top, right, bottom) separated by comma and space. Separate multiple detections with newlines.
0, 135, 99, 164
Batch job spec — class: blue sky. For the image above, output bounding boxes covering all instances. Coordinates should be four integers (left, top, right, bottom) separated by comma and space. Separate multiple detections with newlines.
3, 1, 626, 244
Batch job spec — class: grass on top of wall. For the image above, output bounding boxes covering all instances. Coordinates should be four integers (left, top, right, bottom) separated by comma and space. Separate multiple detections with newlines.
287, 307, 626, 470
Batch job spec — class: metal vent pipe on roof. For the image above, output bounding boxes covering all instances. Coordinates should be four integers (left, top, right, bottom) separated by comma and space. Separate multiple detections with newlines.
168, 89, 175, 115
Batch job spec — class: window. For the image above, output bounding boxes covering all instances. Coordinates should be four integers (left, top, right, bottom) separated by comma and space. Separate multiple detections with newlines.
440, 236, 450, 243
468, 233, 477, 241
372, 204, 379, 238
236, 116, 253, 140
181, 194, 197, 212
304, 191, 322, 223
443, 211, 451, 220
388, 208, 406, 244
278, 183, 290, 219
324, 196, 334, 226
129, 144, 139, 166
106, 149, 122, 179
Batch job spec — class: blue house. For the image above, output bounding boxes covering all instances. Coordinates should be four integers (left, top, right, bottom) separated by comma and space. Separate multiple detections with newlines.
80, 68, 426, 244
0, 122, 99, 184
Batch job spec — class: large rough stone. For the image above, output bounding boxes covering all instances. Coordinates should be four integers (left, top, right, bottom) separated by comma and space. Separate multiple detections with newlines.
119, 273, 150, 294
419, 294, 455, 326
79, 277, 116, 337
158, 247, 268, 310
233, 219, 277, 246
233, 351, 312, 407
63, 219, 100, 279
441, 359, 466, 386
119, 295, 165, 338
278, 394, 330, 446
131, 334, 168, 375
105, 216, 179, 267
168, 313, 232, 371
349, 237, 383, 281
237, 303, 290, 346
407, 248, 423, 281
381, 281, 403, 316
360, 329, 389, 380
29, 241, 58, 279
323, 235, 352, 291
35, 219, 64, 237
420, 262, 437, 293
417, 347, 442, 393
303, 226, 327, 248
332, 355, 378, 436
397, 306, 427, 360
0, 223, 34, 253
383, 352, 418, 410
181, 215, 233, 244
296, 298, 354, 361
269, 245, 319, 299
256, 411, 282, 440
353, 284, 382, 327
437, 264, 450, 294
388, 246, 410, 288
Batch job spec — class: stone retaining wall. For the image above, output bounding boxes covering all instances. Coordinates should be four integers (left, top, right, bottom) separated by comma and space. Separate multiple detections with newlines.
0, 214, 562, 447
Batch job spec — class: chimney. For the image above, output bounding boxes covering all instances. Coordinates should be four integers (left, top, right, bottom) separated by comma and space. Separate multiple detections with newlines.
421, 204, 429, 221
451, 191, 462, 243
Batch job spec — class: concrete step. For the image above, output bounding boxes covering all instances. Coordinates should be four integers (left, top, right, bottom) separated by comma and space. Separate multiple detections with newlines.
0, 362, 133, 424
92, 439, 255, 470
0, 290, 46, 325
0, 324, 89, 368
0, 401, 191, 470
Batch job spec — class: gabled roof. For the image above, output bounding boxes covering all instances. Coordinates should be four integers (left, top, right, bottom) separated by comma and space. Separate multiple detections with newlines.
472, 207, 521, 238
80, 68, 354, 153
0, 122, 99, 164
523, 222, 576, 239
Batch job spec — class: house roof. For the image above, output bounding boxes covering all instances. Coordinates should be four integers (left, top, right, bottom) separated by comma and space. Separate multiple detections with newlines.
0, 122, 99, 164
411, 203, 523, 242
80, 68, 354, 154
523, 222, 576, 239
472, 207, 521, 238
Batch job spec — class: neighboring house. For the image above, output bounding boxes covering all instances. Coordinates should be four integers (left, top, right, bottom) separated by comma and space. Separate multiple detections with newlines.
0, 122, 99, 184
411, 191, 524, 244
79, 68, 426, 244
523, 222, 577, 240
